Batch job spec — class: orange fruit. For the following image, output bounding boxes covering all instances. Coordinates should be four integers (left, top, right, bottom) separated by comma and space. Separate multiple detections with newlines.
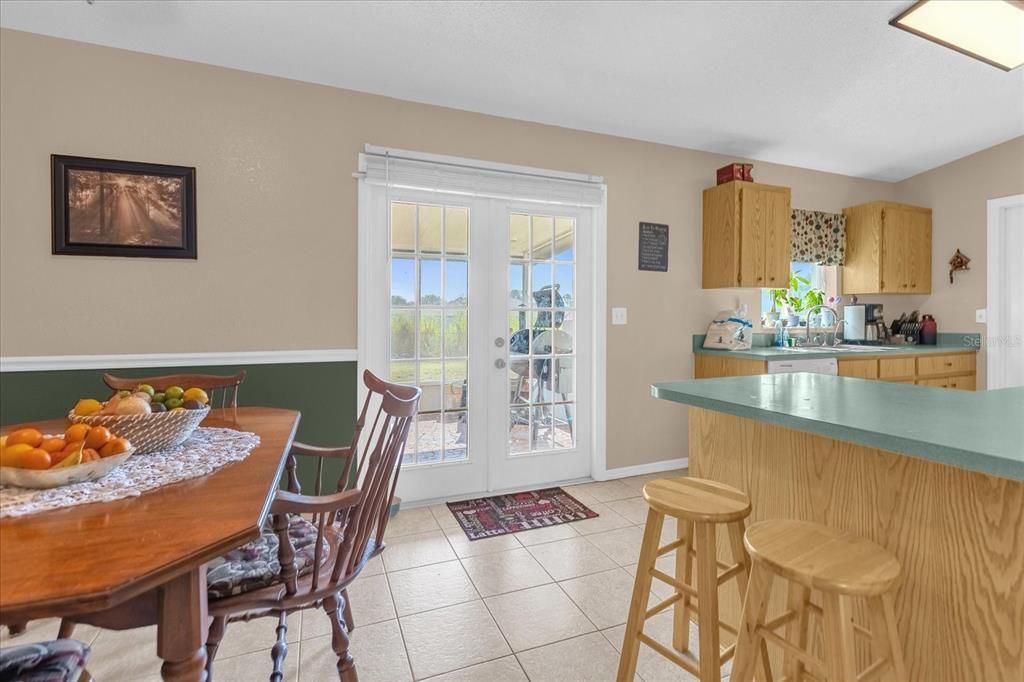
53, 441, 84, 466
84, 426, 112, 450
81, 448, 100, 463
99, 437, 130, 458
1, 443, 33, 467
20, 448, 51, 470
40, 437, 66, 454
64, 424, 90, 442
7, 428, 43, 448
73, 398, 103, 416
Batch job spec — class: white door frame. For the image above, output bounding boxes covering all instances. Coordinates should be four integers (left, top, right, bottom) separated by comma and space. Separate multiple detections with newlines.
356, 146, 609, 499
987, 193, 1024, 390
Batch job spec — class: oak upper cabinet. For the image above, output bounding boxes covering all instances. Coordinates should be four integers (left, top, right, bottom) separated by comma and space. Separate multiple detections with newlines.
702, 181, 791, 288
842, 201, 931, 294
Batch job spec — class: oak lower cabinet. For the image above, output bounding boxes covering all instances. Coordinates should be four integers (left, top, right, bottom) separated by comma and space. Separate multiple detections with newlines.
695, 352, 976, 390
836, 358, 878, 379
842, 201, 932, 294
694, 354, 767, 378
702, 181, 791, 288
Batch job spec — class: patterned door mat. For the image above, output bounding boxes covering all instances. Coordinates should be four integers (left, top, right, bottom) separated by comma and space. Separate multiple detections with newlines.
447, 487, 599, 540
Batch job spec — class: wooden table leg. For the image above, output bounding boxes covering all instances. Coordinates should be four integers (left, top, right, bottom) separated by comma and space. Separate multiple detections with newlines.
157, 568, 209, 682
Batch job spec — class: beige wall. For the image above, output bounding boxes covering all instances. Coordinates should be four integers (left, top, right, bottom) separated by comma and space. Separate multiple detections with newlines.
891, 137, 1024, 388
4, 29, 1011, 470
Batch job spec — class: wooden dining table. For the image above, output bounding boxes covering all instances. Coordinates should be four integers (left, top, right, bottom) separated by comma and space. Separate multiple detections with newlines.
0, 406, 300, 682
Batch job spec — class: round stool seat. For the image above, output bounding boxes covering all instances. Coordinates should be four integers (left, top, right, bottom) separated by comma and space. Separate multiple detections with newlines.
642, 476, 751, 522
744, 520, 901, 597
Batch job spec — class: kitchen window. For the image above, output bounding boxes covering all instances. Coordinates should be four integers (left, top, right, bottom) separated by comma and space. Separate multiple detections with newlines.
760, 262, 839, 327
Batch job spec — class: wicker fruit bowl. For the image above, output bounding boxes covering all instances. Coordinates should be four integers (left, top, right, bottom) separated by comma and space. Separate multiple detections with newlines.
67, 406, 209, 454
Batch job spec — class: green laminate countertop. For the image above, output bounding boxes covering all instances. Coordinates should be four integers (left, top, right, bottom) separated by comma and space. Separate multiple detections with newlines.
652, 374, 1023, 480
693, 343, 978, 362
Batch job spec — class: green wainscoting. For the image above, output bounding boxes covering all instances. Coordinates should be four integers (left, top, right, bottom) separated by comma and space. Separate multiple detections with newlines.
0, 361, 358, 492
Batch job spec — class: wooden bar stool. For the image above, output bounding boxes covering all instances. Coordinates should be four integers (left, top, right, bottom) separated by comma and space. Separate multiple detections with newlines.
617, 477, 770, 682
732, 520, 908, 682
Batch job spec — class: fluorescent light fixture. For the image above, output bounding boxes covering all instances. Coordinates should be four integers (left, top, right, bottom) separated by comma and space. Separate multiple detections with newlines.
890, 0, 1024, 71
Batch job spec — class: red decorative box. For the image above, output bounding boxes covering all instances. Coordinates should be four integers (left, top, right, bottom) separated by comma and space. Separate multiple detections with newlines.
716, 163, 753, 185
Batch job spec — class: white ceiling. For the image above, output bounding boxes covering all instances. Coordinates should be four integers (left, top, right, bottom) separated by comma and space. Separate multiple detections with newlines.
2, 0, 1022, 181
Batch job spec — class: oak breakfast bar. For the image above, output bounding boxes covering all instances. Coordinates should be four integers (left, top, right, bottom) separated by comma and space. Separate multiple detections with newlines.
653, 374, 1023, 682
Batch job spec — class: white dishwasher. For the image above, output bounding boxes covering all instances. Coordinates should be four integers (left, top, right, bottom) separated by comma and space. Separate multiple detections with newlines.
766, 357, 838, 375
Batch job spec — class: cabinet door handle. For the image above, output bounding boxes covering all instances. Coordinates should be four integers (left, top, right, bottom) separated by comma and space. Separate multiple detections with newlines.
944, 361, 953, 367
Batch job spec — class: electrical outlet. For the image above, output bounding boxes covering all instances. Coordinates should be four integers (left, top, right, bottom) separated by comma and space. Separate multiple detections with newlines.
975, 309, 987, 324
611, 307, 628, 325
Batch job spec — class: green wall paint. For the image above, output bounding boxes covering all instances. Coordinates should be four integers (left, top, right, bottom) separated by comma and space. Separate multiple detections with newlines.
0, 362, 358, 492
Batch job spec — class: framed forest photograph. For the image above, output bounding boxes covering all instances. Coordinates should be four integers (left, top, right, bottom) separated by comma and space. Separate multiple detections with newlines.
52, 154, 197, 258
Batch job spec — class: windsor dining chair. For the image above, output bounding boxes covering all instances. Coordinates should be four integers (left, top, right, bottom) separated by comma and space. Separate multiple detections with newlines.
202, 370, 420, 681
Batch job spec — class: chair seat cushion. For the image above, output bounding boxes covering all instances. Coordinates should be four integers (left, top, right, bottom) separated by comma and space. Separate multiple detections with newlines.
0, 639, 90, 682
207, 515, 328, 600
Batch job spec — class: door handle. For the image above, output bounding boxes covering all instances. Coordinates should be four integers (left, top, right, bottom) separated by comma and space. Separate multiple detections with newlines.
494, 359, 506, 369
495, 337, 505, 348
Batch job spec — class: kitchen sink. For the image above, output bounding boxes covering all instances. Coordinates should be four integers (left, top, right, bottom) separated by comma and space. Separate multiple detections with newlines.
775, 344, 903, 353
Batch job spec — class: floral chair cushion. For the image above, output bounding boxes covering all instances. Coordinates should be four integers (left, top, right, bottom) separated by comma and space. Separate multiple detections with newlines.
207, 515, 328, 600
0, 639, 90, 682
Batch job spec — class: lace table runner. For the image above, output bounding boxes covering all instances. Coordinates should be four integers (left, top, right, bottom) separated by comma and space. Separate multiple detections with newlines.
0, 427, 261, 518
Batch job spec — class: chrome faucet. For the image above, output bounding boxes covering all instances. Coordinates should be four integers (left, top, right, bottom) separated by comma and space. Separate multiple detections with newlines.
804, 305, 839, 347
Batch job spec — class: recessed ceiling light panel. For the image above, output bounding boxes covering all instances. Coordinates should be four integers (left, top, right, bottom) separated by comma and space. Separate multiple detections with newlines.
890, 0, 1024, 71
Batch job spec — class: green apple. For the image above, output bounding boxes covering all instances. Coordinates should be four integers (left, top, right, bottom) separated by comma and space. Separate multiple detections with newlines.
152, 392, 166, 404
165, 386, 185, 400
165, 397, 184, 409
136, 383, 156, 397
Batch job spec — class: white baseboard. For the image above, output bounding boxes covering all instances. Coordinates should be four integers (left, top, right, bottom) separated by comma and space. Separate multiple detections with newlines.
596, 457, 689, 481
0, 349, 359, 373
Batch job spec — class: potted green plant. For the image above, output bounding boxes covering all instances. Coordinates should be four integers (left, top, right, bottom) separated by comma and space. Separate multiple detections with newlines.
778, 271, 825, 327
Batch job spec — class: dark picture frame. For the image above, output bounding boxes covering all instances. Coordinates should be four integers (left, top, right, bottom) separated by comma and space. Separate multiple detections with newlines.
52, 154, 197, 259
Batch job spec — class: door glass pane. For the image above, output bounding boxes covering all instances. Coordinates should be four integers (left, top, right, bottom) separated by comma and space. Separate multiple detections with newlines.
505, 211, 579, 457
445, 207, 469, 255
554, 217, 574, 261
509, 213, 529, 259
444, 311, 468, 357
555, 264, 574, 307
391, 258, 416, 306
419, 310, 442, 358
445, 260, 468, 305
420, 259, 442, 305
531, 216, 554, 259
389, 200, 472, 468
531, 263, 553, 303
390, 310, 416, 359
509, 408, 530, 454
443, 411, 468, 462
392, 202, 416, 253
419, 205, 443, 254
508, 263, 526, 308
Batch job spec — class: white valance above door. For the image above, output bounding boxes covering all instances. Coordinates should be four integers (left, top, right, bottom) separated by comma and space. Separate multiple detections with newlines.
358, 145, 607, 207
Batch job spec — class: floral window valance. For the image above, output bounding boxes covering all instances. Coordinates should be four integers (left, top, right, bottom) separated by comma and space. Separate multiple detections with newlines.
791, 209, 845, 265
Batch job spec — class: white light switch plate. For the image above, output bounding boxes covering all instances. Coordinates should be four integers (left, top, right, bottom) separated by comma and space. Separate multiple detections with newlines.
976, 309, 987, 323
611, 307, 628, 325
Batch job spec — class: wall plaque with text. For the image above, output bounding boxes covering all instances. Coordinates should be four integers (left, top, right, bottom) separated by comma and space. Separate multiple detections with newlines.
638, 222, 669, 272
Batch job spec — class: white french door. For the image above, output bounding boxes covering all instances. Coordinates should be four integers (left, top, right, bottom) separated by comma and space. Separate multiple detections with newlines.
359, 150, 602, 503
485, 201, 592, 491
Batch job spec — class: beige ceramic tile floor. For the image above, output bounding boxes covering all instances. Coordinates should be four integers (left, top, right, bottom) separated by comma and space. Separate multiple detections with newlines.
6, 470, 726, 682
